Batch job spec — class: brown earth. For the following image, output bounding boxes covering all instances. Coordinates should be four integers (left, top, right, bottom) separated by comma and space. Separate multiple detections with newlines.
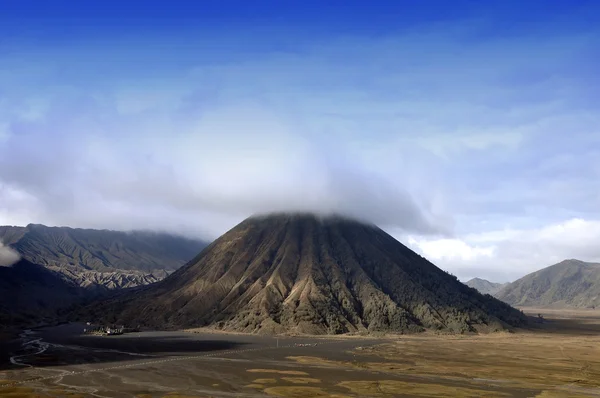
85, 213, 526, 335
3, 308, 600, 397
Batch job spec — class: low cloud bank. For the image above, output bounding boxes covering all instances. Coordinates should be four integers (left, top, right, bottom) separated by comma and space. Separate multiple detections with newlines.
0, 103, 452, 239
0, 240, 20, 267
406, 218, 600, 282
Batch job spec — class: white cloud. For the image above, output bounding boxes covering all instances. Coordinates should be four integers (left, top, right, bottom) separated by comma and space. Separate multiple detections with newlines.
0, 99, 452, 238
407, 237, 495, 261
405, 218, 600, 282
114, 82, 189, 114
0, 241, 20, 267
0, 122, 10, 144
0, 184, 41, 226
0, 15, 597, 277
413, 131, 524, 158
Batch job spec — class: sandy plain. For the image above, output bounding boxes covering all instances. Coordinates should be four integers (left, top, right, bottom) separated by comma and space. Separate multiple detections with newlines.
1, 307, 600, 397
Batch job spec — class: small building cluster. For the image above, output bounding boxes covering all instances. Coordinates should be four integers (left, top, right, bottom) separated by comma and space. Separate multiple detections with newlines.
83, 324, 125, 336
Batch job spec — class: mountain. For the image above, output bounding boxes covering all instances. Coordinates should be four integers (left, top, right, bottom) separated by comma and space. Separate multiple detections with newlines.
495, 259, 600, 308
0, 259, 85, 328
0, 223, 208, 328
465, 278, 508, 296
0, 224, 206, 272
86, 213, 527, 335
0, 224, 207, 290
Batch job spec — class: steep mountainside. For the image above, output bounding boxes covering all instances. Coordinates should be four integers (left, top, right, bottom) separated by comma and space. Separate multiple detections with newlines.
465, 278, 508, 296
86, 213, 527, 335
0, 224, 206, 273
0, 259, 85, 328
495, 259, 600, 308
0, 224, 207, 325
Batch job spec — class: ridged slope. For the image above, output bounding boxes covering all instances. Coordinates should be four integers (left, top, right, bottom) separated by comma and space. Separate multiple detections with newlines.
93, 214, 526, 334
0, 224, 206, 273
465, 278, 508, 296
496, 260, 600, 308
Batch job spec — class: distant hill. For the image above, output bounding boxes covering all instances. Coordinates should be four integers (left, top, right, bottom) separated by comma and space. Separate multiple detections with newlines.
0, 224, 206, 273
495, 259, 600, 308
84, 213, 527, 334
0, 224, 208, 328
465, 278, 508, 296
0, 224, 207, 290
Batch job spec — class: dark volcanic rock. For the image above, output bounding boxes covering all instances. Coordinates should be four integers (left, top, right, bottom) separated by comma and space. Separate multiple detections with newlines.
88, 213, 527, 334
0, 259, 85, 328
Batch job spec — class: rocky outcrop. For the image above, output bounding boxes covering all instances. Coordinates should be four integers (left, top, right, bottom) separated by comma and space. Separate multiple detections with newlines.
49, 267, 170, 291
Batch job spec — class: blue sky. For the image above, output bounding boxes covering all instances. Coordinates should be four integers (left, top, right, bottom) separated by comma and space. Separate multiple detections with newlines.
0, 1, 599, 280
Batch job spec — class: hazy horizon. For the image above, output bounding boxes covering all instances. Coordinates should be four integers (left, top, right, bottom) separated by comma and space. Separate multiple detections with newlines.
1, 0, 599, 281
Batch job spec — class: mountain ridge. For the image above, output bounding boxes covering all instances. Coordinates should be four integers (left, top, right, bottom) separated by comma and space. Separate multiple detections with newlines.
0, 223, 207, 290
83, 213, 527, 335
0, 223, 208, 328
495, 259, 600, 308
0, 224, 207, 273
465, 278, 508, 296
